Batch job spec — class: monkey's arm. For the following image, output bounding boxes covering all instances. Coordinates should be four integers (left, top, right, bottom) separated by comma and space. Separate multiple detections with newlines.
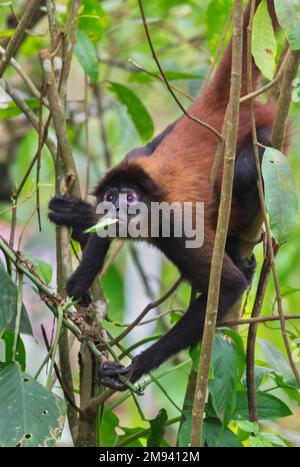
49, 195, 111, 304
101, 244, 254, 391
66, 233, 110, 304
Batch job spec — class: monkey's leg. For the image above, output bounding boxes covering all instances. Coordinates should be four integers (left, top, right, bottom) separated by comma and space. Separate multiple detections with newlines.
66, 233, 111, 305
49, 195, 97, 249
101, 251, 253, 391
233, 126, 271, 225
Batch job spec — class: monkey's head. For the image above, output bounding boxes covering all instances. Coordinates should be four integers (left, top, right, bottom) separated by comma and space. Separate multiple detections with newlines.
93, 161, 164, 237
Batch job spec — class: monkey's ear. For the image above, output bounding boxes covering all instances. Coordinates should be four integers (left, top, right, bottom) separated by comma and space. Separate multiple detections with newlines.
126, 119, 180, 160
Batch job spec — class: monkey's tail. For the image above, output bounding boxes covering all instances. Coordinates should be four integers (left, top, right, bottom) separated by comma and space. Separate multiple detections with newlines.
209, 0, 280, 102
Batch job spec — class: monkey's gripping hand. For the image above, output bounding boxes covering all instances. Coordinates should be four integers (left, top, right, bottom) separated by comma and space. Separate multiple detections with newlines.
48, 195, 96, 247
100, 358, 142, 391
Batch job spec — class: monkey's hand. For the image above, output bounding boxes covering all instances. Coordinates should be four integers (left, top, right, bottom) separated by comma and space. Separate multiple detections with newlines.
100, 360, 139, 391
48, 195, 96, 244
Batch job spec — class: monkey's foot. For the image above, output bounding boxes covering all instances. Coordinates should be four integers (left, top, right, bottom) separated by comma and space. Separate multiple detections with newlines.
100, 361, 134, 391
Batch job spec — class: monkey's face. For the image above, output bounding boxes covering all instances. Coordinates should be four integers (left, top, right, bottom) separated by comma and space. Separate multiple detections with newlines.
103, 186, 140, 208
98, 183, 156, 239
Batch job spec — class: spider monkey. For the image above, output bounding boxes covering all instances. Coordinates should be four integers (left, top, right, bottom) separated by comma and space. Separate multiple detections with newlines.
49, 1, 283, 391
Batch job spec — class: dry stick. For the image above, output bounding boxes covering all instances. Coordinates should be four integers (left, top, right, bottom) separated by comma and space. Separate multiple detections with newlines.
0, 0, 43, 78
1, 80, 57, 158
44, 4, 81, 443
40, 49, 80, 196
240, 50, 289, 104
246, 251, 274, 421
98, 242, 124, 280
84, 74, 91, 199
0, 45, 48, 104
46, 0, 59, 45
35, 83, 46, 232
221, 311, 300, 327
271, 50, 300, 151
245, 0, 262, 423
190, 0, 244, 447
108, 277, 183, 347
137, 0, 222, 141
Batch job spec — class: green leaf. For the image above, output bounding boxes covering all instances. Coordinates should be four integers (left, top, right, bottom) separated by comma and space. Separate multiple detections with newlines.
205, 0, 233, 55
222, 328, 246, 380
108, 82, 154, 142
0, 262, 32, 337
208, 332, 240, 424
0, 99, 39, 120
252, 0, 277, 80
262, 147, 298, 244
78, 0, 107, 42
177, 401, 193, 447
74, 30, 99, 82
281, 285, 300, 298
249, 432, 287, 447
249, 433, 274, 447
147, 409, 168, 447
1, 330, 26, 371
23, 255, 53, 285
258, 338, 295, 381
0, 364, 66, 447
242, 365, 270, 390
204, 418, 243, 447
189, 341, 201, 372
100, 411, 120, 447
236, 420, 260, 435
0, 29, 15, 38
233, 390, 292, 420
85, 217, 118, 233
275, 0, 300, 50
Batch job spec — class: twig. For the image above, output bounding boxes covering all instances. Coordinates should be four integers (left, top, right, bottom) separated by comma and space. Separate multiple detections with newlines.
84, 74, 91, 199
240, 50, 289, 104
220, 312, 300, 327
0, 45, 48, 105
245, 0, 264, 423
271, 50, 300, 151
0, 79, 57, 159
39, 48, 80, 196
108, 277, 183, 346
0, 0, 43, 78
137, 0, 222, 141
12, 271, 23, 362
41, 325, 81, 414
190, 0, 244, 447
98, 241, 124, 280
128, 58, 195, 102
45, 304, 64, 389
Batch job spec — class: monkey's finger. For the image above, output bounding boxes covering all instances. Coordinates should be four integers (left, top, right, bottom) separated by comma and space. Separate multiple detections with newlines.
101, 376, 127, 391
101, 361, 126, 376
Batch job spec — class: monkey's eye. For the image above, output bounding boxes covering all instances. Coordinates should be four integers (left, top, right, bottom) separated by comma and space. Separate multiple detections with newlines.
126, 191, 139, 205
104, 188, 118, 203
